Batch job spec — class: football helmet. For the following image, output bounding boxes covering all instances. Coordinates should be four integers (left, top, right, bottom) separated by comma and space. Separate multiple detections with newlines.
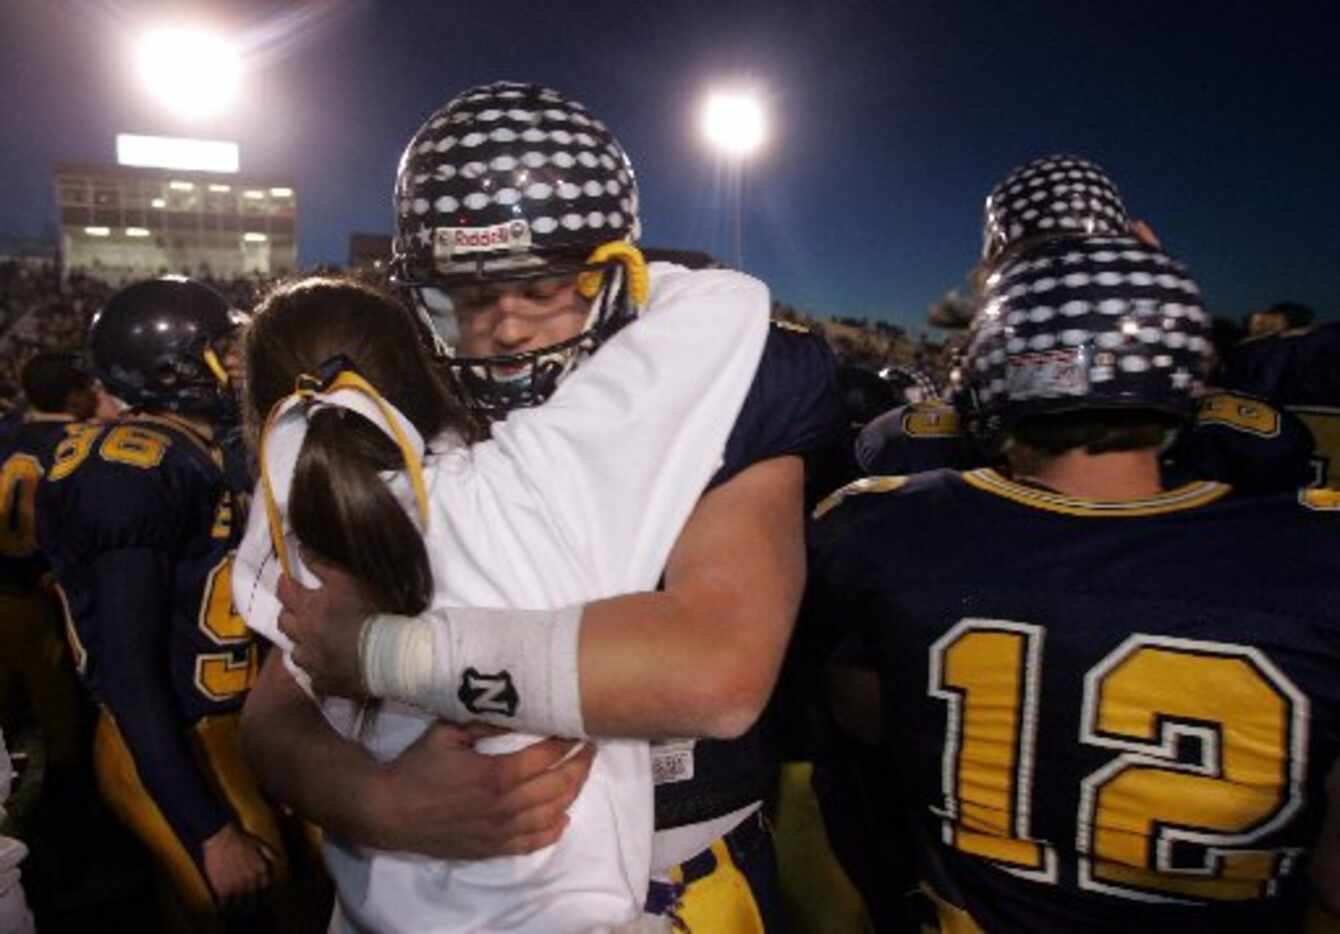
981, 155, 1128, 266
961, 235, 1211, 448
878, 365, 939, 404
390, 81, 646, 418
839, 364, 902, 429
89, 276, 237, 417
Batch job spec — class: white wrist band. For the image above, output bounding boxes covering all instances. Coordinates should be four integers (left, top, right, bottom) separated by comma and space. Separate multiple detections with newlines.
359, 604, 586, 738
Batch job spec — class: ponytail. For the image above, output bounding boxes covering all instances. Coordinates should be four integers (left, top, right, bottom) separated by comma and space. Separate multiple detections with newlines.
287, 408, 433, 616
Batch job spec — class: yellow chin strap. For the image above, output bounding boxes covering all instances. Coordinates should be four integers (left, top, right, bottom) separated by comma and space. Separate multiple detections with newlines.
203, 347, 230, 389
258, 369, 431, 579
575, 241, 650, 308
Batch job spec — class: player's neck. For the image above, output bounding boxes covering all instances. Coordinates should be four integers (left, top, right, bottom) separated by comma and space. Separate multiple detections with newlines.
1012, 447, 1163, 501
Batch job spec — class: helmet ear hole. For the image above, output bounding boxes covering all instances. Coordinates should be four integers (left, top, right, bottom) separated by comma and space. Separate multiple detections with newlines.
155, 360, 181, 387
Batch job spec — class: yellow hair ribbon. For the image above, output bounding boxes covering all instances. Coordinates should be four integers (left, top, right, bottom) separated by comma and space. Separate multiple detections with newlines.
575, 241, 650, 308
258, 369, 432, 580
258, 398, 295, 578
203, 346, 230, 388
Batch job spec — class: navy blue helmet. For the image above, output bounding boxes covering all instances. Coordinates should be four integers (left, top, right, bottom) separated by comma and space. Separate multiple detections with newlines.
90, 277, 236, 417
962, 236, 1211, 447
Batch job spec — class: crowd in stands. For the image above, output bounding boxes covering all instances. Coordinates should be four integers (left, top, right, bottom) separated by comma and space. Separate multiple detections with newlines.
0, 262, 280, 409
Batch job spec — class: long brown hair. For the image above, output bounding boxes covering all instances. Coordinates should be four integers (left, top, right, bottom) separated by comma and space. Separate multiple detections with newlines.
244, 275, 481, 615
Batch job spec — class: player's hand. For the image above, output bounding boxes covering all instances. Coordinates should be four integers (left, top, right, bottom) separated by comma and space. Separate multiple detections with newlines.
276, 548, 373, 699
1128, 218, 1162, 249
201, 822, 276, 909
372, 720, 594, 859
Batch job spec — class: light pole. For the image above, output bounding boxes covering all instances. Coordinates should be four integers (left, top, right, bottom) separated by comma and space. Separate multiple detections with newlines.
701, 89, 766, 270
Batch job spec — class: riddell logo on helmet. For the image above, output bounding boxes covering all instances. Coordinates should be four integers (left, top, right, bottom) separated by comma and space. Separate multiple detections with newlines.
435, 221, 533, 259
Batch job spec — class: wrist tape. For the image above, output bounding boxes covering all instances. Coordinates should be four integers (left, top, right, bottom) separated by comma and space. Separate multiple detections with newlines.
359, 604, 586, 738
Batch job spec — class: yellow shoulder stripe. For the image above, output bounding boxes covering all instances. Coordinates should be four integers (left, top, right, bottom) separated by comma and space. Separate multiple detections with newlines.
812, 475, 907, 520
960, 468, 1230, 517
1299, 488, 1340, 511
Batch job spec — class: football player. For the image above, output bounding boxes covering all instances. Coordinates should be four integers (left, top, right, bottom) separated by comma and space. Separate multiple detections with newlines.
813, 235, 1340, 932
856, 155, 1314, 492
0, 353, 99, 782
36, 279, 290, 931
1223, 313, 1340, 490
237, 82, 845, 932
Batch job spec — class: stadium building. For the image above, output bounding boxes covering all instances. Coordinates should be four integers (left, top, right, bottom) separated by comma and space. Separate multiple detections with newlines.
55, 160, 297, 284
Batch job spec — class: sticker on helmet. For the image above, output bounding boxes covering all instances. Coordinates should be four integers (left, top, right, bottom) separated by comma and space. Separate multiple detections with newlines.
434, 220, 533, 260
1006, 348, 1090, 400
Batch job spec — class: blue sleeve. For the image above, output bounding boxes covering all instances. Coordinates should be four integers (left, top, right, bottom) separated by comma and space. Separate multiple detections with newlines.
93, 547, 232, 863
711, 325, 848, 490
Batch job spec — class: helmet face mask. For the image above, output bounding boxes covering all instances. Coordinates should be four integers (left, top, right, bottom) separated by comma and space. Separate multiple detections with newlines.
390, 82, 643, 417
90, 276, 237, 419
434, 266, 632, 419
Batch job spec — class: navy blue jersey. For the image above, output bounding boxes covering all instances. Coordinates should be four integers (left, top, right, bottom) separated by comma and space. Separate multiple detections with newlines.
654, 320, 847, 829
1224, 323, 1340, 488
854, 400, 980, 476
709, 320, 847, 491
0, 413, 79, 593
37, 413, 257, 858
811, 470, 1340, 932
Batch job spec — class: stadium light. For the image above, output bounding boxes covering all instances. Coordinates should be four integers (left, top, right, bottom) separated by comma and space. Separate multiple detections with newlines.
137, 27, 241, 121
700, 87, 767, 269
701, 90, 766, 159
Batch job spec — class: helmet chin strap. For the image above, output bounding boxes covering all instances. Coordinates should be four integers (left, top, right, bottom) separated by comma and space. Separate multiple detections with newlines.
576, 241, 650, 310
202, 346, 230, 390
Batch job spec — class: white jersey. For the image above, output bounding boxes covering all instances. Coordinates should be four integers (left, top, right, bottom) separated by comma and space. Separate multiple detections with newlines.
235, 264, 771, 933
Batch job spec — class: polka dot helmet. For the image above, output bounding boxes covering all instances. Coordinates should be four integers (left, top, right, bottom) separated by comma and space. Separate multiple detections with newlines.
389, 82, 644, 418
391, 81, 640, 288
963, 235, 1211, 445
982, 155, 1129, 266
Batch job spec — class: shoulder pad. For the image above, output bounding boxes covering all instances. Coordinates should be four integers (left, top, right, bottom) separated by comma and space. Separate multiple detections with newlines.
1196, 392, 1282, 438
902, 400, 962, 438
813, 475, 908, 520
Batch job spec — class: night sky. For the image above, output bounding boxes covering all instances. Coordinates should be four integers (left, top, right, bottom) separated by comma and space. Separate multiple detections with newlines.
2, 0, 1336, 330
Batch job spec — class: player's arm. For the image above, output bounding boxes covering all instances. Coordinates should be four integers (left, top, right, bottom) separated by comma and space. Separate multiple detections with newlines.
239, 647, 595, 858
575, 452, 804, 738
92, 548, 273, 903
284, 453, 805, 740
